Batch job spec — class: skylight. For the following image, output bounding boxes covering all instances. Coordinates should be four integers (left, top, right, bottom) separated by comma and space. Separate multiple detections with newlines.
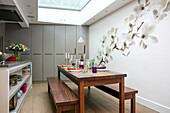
38, 0, 91, 11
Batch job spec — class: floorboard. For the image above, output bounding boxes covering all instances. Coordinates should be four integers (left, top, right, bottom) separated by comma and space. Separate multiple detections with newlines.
20, 82, 158, 113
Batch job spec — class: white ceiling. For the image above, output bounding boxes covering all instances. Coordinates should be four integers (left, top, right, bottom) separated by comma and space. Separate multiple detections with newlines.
83, 0, 133, 25
0, 0, 132, 26
14, 0, 38, 24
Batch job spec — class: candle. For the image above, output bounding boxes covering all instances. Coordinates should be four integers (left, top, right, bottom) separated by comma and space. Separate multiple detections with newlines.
84, 45, 86, 54
67, 53, 70, 59
65, 53, 67, 59
75, 48, 76, 55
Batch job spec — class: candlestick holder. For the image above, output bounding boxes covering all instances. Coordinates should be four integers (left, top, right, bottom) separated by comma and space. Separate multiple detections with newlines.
83, 54, 86, 60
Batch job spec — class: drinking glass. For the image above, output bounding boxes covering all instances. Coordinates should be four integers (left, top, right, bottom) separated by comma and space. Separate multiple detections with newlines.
92, 67, 97, 73
84, 59, 89, 73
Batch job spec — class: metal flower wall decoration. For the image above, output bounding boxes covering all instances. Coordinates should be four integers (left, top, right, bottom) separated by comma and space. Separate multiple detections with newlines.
95, 0, 170, 66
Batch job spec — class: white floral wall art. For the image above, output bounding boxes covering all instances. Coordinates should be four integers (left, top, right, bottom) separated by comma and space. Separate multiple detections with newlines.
95, 0, 170, 66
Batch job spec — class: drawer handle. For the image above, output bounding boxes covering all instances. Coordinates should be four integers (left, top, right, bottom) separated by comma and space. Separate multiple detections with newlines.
45, 53, 52, 55
56, 53, 64, 55
70, 53, 75, 55
21, 53, 29, 55
78, 53, 83, 55
33, 53, 41, 55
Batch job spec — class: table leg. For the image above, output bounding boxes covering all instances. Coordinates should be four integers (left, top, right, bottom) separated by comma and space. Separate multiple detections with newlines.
48, 83, 50, 93
79, 81, 85, 113
58, 69, 60, 79
119, 78, 125, 113
131, 94, 135, 113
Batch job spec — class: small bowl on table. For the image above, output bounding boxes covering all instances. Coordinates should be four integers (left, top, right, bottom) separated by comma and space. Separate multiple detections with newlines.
0, 53, 12, 65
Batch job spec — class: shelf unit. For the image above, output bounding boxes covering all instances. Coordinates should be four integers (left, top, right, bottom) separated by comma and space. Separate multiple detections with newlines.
10, 84, 31, 113
0, 61, 32, 113
9, 75, 30, 100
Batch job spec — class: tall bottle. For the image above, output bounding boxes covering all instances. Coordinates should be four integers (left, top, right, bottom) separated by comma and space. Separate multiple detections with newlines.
80, 55, 84, 65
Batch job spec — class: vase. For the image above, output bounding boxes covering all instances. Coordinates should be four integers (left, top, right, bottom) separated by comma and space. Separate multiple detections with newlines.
13, 51, 20, 61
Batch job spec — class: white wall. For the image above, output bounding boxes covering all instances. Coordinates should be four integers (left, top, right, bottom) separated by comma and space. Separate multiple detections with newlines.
89, 1, 170, 113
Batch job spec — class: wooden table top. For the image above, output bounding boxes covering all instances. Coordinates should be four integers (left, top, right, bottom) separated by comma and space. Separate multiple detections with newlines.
58, 66, 127, 81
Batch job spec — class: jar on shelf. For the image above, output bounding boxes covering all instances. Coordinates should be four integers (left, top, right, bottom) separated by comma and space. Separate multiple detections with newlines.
9, 94, 17, 111
10, 74, 18, 86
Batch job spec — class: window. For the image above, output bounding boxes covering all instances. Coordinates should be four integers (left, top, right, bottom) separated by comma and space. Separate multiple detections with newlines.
38, 0, 91, 11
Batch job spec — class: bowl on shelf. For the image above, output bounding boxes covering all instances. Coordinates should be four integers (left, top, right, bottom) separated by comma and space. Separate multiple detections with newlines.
0, 53, 12, 65
0, 53, 12, 61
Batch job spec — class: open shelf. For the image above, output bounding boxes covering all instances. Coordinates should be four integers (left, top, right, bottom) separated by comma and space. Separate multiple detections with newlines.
10, 84, 32, 113
9, 75, 30, 100
0, 61, 32, 113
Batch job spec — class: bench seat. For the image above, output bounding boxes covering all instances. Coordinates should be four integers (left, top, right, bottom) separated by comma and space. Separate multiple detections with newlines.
95, 84, 138, 113
47, 77, 79, 113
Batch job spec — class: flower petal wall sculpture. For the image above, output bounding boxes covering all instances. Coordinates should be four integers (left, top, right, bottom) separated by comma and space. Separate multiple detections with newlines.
95, 0, 170, 66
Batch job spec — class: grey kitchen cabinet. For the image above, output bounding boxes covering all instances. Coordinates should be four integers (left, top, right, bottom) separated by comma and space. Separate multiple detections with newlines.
43, 55, 54, 80
5, 24, 20, 52
20, 27, 32, 60
55, 26, 66, 79
43, 25, 54, 53
32, 55, 43, 81
55, 55, 68, 80
32, 25, 43, 81
4, 24, 89, 82
76, 26, 89, 59
66, 26, 76, 54
32, 25, 43, 53
43, 25, 55, 80
55, 25, 65, 53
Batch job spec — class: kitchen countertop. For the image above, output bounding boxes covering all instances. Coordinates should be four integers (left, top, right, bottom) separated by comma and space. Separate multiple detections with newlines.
0, 61, 31, 67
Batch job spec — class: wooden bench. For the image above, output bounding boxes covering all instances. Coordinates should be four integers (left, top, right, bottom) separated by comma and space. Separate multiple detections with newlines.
95, 84, 138, 113
47, 77, 79, 113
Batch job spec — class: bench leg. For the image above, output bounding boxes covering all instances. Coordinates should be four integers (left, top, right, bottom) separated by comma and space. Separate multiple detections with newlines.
75, 103, 79, 113
57, 106, 62, 113
131, 94, 136, 113
48, 84, 50, 93
58, 70, 60, 79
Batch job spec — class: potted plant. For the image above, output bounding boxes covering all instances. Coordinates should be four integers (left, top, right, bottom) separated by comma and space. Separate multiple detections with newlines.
6, 43, 30, 61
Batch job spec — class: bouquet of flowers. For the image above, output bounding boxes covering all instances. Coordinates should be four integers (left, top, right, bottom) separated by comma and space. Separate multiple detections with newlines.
6, 43, 29, 52
6, 43, 30, 61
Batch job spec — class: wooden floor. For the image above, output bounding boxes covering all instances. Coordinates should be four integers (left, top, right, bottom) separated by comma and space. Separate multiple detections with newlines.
20, 82, 158, 113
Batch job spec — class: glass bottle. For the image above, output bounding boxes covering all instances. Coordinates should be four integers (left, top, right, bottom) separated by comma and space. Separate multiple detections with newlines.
80, 55, 84, 65
84, 59, 89, 73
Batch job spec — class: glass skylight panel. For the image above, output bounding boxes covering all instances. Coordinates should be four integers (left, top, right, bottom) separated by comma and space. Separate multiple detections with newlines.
38, 0, 91, 11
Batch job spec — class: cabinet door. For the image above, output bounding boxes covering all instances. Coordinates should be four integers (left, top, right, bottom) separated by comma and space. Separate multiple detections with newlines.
32, 25, 43, 81
66, 26, 76, 54
32, 25, 43, 53
55, 25, 66, 79
32, 55, 42, 81
5, 24, 20, 52
43, 25, 55, 80
77, 26, 89, 59
55, 25, 65, 53
20, 27, 32, 60
55, 55, 68, 80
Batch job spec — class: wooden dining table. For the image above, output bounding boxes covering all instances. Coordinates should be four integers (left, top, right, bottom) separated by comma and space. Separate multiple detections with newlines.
57, 66, 127, 113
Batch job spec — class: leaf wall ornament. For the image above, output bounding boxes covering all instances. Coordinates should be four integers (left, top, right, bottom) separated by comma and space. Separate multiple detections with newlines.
95, 0, 170, 66
164, 1, 170, 12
